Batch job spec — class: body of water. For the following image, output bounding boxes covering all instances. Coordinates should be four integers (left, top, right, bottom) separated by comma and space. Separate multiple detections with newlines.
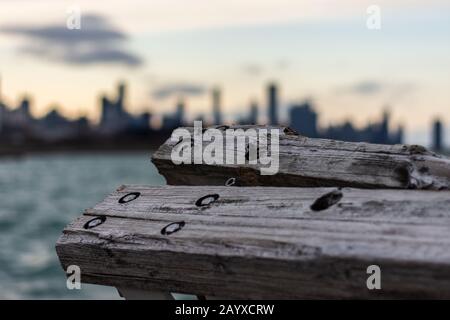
0, 152, 165, 299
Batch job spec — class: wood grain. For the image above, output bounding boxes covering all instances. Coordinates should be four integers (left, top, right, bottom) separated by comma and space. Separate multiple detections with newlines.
56, 185, 450, 299
152, 125, 450, 189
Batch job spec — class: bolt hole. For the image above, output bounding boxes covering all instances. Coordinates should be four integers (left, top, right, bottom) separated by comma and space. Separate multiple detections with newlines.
195, 194, 220, 207
161, 221, 185, 235
225, 177, 236, 187
83, 216, 106, 229
118, 192, 141, 204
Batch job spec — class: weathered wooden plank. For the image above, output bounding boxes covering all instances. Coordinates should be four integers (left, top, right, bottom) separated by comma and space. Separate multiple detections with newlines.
56, 185, 450, 299
117, 287, 174, 300
152, 125, 450, 189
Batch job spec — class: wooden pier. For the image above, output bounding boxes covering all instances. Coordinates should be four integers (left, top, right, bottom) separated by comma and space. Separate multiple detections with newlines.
152, 125, 450, 189
56, 125, 450, 299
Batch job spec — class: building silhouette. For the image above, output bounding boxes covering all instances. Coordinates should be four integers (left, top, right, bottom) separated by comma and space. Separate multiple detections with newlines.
117, 82, 125, 109
249, 100, 258, 125
162, 97, 185, 129
433, 119, 443, 151
289, 101, 318, 138
99, 82, 129, 134
37, 108, 74, 141
98, 82, 151, 135
267, 83, 278, 125
289, 102, 402, 144
0, 78, 431, 149
375, 110, 389, 144
175, 98, 185, 126
238, 100, 259, 125
212, 87, 222, 125
0, 75, 3, 134
0, 95, 34, 141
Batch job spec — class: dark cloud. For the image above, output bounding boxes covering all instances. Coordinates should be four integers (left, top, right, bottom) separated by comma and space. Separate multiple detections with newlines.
0, 14, 142, 67
151, 83, 206, 100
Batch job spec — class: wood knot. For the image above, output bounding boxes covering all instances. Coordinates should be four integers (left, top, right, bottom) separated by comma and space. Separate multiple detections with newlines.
393, 164, 411, 185
407, 144, 428, 155
283, 127, 299, 135
310, 189, 343, 211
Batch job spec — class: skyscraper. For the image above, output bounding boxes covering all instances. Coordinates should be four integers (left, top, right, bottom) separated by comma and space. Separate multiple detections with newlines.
117, 82, 126, 113
267, 82, 278, 125
212, 87, 222, 125
0, 75, 3, 134
379, 110, 389, 144
99, 83, 131, 135
238, 100, 259, 125
433, 119, 443, 151
176, 97, 185, 127
249, 100, 258, 125
19, 97, 30, 116
289, 102, 318, 138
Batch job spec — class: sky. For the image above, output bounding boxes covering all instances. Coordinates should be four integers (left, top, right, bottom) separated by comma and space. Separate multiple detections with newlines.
0, 0, 449, 145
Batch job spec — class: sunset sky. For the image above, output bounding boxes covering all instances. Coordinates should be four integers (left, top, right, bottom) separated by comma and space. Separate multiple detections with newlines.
0, 0, 449, 145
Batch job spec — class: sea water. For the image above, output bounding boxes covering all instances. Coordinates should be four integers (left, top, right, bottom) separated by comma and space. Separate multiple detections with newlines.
0, 152, 165, 299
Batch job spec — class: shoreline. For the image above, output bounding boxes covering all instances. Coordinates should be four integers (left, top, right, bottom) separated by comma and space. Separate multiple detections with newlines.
0, 148, 157, 159
0, 142, 164, 158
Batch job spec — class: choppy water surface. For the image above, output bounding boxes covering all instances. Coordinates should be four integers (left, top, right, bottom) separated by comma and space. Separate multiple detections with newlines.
0, 152, 165, 299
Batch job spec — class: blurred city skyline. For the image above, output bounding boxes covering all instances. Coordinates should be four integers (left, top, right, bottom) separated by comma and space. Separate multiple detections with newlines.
1, 80, 435, 152
0, 0, 449, 146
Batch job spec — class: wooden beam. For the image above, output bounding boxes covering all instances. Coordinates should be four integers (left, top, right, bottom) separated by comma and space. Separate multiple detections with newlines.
152, 125, 450, 189
56, 185, 450, 299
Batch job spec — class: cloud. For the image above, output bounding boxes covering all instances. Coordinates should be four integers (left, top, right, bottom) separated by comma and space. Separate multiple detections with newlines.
241, 63, 264, 76
341, 81, 385, 95
0, 14, 142, 67
151, 83, 207, 100
241, 59, 290, 76
336, 80, 416, 98
275, 59, 290, 70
